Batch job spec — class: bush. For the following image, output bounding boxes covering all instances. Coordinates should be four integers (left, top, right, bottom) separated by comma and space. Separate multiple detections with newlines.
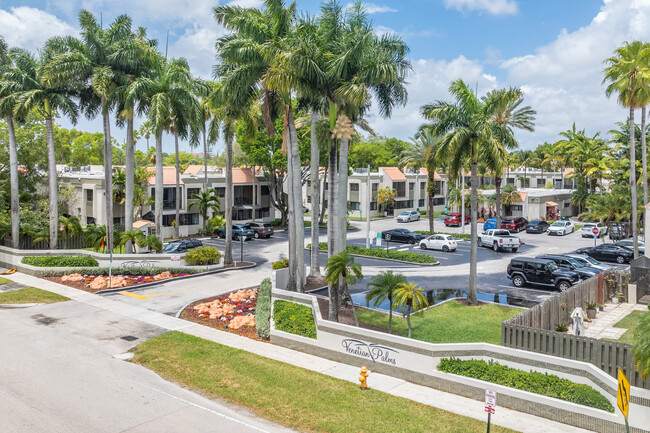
437, 357, 614, 413
273, 300, 317, 339
206, 216, 226, 235
22, 256, 98, 267
413, 231, 472, 240
42, 266, 202, 277
307, 243, 437, 264
272, 258, 290, 270
255, 278, 272, 340
184, 247, 221, 265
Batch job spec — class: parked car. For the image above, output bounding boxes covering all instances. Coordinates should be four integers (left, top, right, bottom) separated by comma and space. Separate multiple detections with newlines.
477, 229, 521, 252
574, 244, 634, 264
215, 224, 255, 241
242, 222, 274, 239
536, 254, 602, 280
381, 228, 425, 244
608, 223, 630, 241
547, 220, 575, 236
563, 253, 614, 271
526, 220, 550, 234
482, 218, 497, 230
506, 257, 580, 292
419, 234, 457, 252
163, 238, 202, 253
615, 239, 645, 255
581, 222, 608, 238
500, 217, 528, 233
444, 212, 470, 227
396, 210, 420, 223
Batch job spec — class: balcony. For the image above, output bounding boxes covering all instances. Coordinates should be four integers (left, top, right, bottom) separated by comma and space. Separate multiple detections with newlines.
234, 197, 252, 206
163, 200, 177, 210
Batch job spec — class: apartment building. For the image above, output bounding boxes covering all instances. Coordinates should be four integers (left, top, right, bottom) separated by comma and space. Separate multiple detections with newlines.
470, 167, 578, 190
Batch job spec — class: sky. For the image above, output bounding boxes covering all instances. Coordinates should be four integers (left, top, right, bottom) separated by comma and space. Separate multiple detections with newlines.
1, 0, 649, 155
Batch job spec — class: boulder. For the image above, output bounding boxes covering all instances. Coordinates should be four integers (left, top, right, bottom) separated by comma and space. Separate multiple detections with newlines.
228, 315, 255, 329
154, 271, 172, 281
62, 273, 84, 282
193, 300, 235, 319
228, 289, 257, 303
89, 276, 107, 290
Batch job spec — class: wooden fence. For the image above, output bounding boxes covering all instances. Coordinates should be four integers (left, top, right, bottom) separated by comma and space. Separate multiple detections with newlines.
502, 270, 649, 389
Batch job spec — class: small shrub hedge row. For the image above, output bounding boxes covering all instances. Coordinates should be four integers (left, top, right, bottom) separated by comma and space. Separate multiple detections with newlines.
273, 300, 317, 339
22, 256, 99, 267
413, 231, 472, 240
184, 247, 221, 265
309, 243, 437, 264
272, 258, 289, 270
42, 266, 203, 277
437, 357, 614, 413
255, 278, 272, 340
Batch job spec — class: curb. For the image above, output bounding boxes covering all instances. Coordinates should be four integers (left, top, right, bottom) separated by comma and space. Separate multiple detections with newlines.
305, 248, 439, 267
96, 262, 258, 295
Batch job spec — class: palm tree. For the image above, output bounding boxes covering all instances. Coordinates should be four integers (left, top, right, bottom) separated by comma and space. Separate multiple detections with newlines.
84, 224, 107, 253
6, 47, 78, 250
603, 40, 650, 258
393, 282, 429, 338
137, 233, 162, 253
376, 186, 397, 215
366, 271, 407, 333
58, 215, 82, 249
189, 189, 221, 233
325, 250, 363, 325
138, 120, 153, 151
422, 79, 515, 305
501, 185, 521, 216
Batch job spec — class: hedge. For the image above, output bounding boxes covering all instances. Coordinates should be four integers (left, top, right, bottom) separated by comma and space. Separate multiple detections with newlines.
273, 300, 317, 339
272, 258, 289, 270
184, 247, 221, 265
22, 256, 98, 267
413, 231, 472, 240
437, 357, 614, 413
255, 278, 272, 340
42, 266, 203, 277
308, 243, 437, 264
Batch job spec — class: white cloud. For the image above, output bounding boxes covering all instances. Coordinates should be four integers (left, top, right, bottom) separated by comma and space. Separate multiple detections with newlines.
346, 2, 397, 14
444, 0, 518, 15
0, 6, 78, 52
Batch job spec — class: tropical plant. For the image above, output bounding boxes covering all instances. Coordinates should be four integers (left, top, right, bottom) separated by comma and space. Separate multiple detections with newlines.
84, 224, 107, 253
633, 310, 650, 377
189, 189, 221, 233
325, 250, 363, 325
376, 186, 397, 214
136, 233, 163, 253
500, 185, 521, 216
393, 282, 429, 338
206, 215, 226, 235
58, 215, 82, 249
119, 229, 144, 249
366, 271, 407, 333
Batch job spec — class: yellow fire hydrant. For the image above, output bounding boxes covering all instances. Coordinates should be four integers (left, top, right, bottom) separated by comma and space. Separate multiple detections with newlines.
359, 365, 370, 389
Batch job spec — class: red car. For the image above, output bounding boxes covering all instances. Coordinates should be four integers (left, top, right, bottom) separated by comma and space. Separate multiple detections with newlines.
500, 217, 528, 233
444, 212, 470, 227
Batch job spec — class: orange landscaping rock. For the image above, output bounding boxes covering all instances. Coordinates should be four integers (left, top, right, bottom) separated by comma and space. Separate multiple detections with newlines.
89, 276, 107, 290
228, 315, 255, 329
193, 300, 235, 319
154, 271, 172, 281
108, 276, 127, 287
228, 289, 256, 303
62, 273, 84, 282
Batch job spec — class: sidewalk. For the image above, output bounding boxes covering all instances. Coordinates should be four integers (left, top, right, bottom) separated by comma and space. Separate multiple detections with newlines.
584, 301, 647, 339
6, 271, 593, 433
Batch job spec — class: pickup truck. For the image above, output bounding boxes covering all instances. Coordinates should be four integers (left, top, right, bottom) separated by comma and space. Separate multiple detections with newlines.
477, 229, 521, 252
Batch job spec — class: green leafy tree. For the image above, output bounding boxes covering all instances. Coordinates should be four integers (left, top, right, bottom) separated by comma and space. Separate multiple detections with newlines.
633, 310, 650, 377
393, 282, 429, 338
366, 271, 407, 333
325, 250, 363, 325
376, 186, 397, 215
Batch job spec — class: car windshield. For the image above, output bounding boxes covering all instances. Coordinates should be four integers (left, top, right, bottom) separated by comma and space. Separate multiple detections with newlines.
529, 220, 542, 226
547, 262, 558, 271
399, 211, 410, 216
583, 224, 595, 229
164, 243, 179, 252
583, 256, 600, 265
263, 224, 272, 228
565, 258, 584, 267
551, 222, 564, 227
502, 220, 514, 224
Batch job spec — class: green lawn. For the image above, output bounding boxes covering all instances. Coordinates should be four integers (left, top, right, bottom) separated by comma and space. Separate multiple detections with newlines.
83, 245, 126, 254
133, 331, 516, 433
357, 300, 521, 345
612, 310, 646, 345
0, 287, 69, 304
0, 277, 13, 285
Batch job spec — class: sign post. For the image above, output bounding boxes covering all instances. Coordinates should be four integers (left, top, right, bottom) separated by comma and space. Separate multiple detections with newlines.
240, 233, 245, 264
592, 227, 600, 247
618, 368, 630, 433
485, 389, 496, 433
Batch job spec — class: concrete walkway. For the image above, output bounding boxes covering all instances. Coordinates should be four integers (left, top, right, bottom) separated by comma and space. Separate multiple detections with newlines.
584, 302, 647, 339
5, 271, 593, 433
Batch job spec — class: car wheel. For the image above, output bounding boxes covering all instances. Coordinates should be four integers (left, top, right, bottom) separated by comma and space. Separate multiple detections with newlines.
442, 245, 449, 252
477, 238, 483, 247
512, 275, 525, 287
420, 243, 427, 250
557, 281, 570, 292
409, 238, 416, 245
493, 242, 499, 252
563, 229, 567, 236
254, 232, 260, 239
218, 232, 225, 239
616, 255, 626, 264
234, 234, 239, 241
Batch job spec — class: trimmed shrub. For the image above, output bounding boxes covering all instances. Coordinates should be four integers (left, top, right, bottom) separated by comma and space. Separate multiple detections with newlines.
184, 247, 221, 265
273, 300, 317, 339
272, 258, 289, 270
22, 256, 98, 267
307, 243, 437, 264
42, 266, 202, 277
255, 278, 272, 340
437, 357, 614, 413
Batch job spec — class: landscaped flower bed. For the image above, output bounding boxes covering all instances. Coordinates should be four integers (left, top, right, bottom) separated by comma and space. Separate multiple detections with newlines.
43, 270, 191, 293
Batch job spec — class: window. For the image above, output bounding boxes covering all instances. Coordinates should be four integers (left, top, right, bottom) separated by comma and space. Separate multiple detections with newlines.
187, 188, 200, 198
325, 182, 328, 190
85, 189, 93, 201
163, 215, 175, 227
307, 180, 311, 187
370, 202, 377, 210
260, 185, 270, 195
564, 202, 571, 208
350, 183, 359, 192
181, 213, 199, 225
307, 196, 311, 203
420, 182, 426, 193
409, 182, 414, 192
536, 178, 545, 187
372, 183, 378, 192
215, 187, 225, 198
350, 202, 361, 210
418, 199, 425, 207
507, 178, 515, 185
394, 182, 406, 197
511, 205, 523, 211
433, 197, 445, 206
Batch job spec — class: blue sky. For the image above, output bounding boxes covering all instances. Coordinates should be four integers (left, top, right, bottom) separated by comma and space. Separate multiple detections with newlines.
1, 0, 649, 154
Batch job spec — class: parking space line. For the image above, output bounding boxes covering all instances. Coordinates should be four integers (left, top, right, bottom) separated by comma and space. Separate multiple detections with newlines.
118, 290, 188, 300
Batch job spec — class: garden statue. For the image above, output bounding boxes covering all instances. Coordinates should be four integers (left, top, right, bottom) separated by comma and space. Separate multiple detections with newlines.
570, 307, 585, 336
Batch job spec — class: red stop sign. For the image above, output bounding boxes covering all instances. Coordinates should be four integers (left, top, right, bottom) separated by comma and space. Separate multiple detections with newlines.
592, 227, 599, 235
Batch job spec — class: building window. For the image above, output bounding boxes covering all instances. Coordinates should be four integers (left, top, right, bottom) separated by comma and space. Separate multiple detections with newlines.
86, 189, 93, 201
350, 201, 361, 210
181, 213, 199, 225
325, 182, 328, 190
163, 215, 175, 227
372, 183, 378, 192
307, 196, 311, 203
409, 182, 414, 192
433, 197, 445, 206
511, 205, 523, 211
370, 202, 377, 210
418, 199, 425, 207
260, 185, 270, 195
307, 180, 311, 187
564, 202, 571, 208
407, 200, 413, 208
507, 178, 515, 185
420, 182, 426, 193
215, 187, 225, 198
350, 183, 359, 192
536, 178, 545, 187
394, 182, 406, 197
187, 188, 200, 198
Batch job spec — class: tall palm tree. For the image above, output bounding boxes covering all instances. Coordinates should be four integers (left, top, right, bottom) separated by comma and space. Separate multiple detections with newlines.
422, 79, 515, 305
366, 271, 407, 333
603, 40, 650, 258
325, 250, 363, 326
393, 282, 429, 338
189, 189, 221, 233
7, 47, 78, 250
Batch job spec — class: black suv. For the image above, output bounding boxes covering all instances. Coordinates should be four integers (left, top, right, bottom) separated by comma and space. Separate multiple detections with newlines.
163, 239, 202, 253
243, 222, 274, 239
535, 254, 602, 280
507, 257, 580, 292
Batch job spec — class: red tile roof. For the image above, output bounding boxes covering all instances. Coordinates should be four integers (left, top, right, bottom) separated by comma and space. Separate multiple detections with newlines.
184, 165, 203, 175
233, 167, 255, 184
381, 167, 406, 181
146, 167, 183, 185
133, 220, 154, 229
419, 168, 442, 180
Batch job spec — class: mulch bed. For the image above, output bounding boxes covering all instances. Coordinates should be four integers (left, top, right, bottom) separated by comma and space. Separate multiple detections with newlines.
41, 274, 189, 294
180, 290, 264, 342
305, 276, 327, 292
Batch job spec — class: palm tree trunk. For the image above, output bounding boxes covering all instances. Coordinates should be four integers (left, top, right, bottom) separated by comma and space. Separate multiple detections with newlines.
203, 124, 208, 191
7, 115, 19, 249
310, 109, 321, 277
327, 142, 339, 322
630, 106, 639, 258
338, 138, 350, 253
125, 114, 135, 254
101, 100, 113, 254
252, 166, 256, 222
495, 176, 502, 227
642, 106, 648, 206
224, 130, 234, 265
45, 110, 58, 250
345, 282, 359, 327
428, 172, 434, 234
468, 141, 478, 305
388, 295, 393, 333
406, 304, 412, 338
319, 166, 327, 225
174, 130, 180, 239
285, 109, 297, 291
155, 132, 164, 241
288, 106, 305, 292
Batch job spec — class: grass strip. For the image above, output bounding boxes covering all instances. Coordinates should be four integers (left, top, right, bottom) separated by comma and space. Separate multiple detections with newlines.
0, 277, 13, 285
612, 310, 645, 345
132, 331, 516, 433
357, 300, 520, 345
308, 243, 437, 264
0, 287, 69, 304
